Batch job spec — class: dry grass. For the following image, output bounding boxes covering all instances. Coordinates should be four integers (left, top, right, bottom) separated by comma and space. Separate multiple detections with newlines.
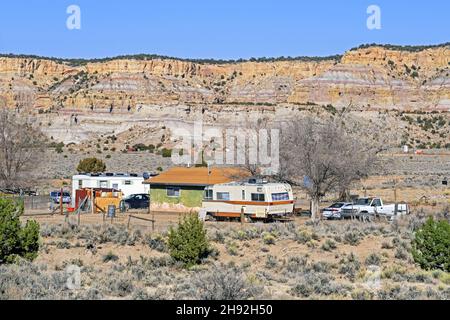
2, 210, 448, 300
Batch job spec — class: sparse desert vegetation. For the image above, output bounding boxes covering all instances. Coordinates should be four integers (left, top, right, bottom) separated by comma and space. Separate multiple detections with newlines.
1, 207, 449, 300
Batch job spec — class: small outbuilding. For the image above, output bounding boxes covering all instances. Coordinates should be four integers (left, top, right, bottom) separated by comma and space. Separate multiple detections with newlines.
143, 167, 246, 210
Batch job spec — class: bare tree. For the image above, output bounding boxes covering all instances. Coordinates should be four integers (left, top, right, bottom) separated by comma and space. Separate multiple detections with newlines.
0, 106, 46, 189
279, 115, 379, 222
214, 116, 275, 181
240, 117, 272, 177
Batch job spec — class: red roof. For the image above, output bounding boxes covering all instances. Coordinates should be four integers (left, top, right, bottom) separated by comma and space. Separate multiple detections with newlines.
144, 167, 247, 186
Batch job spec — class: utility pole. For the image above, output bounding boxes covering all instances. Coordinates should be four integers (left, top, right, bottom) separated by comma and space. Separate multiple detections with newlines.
393, 179, 397, 203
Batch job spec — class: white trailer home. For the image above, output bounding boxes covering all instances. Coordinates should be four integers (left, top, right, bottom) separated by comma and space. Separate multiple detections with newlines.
202, 179, 294, 221
71, 173, 149, 206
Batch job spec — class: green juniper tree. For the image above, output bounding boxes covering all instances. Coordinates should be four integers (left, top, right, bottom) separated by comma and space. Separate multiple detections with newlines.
0, 197, 40, 264
168, 214, 210, 268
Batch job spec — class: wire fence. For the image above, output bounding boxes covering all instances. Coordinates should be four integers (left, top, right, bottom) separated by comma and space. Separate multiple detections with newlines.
0, 194, 62, 213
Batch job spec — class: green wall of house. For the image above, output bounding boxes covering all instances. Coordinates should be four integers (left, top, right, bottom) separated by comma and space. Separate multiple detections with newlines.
150, 185, 204, 208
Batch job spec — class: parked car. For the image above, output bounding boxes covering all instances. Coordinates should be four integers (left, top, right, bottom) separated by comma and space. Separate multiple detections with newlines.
322, 202, 353, 219
120, 193, 150, 211
341, 197, 409, 220
50, 191, 71, 204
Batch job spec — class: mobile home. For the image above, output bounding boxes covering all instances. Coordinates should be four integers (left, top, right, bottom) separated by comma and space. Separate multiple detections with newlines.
143, 166, 247, 210
71, 173, 149, 206
202, 179, 294, 221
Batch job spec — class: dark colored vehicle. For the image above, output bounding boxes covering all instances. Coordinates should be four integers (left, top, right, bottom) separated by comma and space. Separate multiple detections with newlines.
50, 191, 71, 204
120, 194, 150, 211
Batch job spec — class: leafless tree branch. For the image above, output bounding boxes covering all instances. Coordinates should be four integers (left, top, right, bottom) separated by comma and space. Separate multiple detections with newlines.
0, 106, 47, 189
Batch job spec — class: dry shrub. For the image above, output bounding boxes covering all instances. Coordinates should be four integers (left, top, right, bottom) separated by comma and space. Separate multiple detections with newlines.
291, 271, 349, 298
191, 264, 263, 300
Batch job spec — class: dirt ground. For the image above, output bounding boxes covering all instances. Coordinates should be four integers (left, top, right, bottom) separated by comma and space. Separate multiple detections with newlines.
22, 210, 181, 232
1, 206, 446, 300
6, 151, 449, 300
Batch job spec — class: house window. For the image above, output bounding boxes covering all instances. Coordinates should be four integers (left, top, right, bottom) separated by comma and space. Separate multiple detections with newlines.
272, 192, 289, 201
216, 192, 230, 201
251, 193, 265, 202
167, 187, 180, 197
124, 180, 132, 185
204, 189, 213, 200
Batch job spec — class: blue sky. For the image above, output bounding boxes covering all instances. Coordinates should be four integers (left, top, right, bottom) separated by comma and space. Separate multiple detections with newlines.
0, 0, 448, 59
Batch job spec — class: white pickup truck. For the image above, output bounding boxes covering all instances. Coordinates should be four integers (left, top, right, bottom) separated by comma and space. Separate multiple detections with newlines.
341, 197, 409, 220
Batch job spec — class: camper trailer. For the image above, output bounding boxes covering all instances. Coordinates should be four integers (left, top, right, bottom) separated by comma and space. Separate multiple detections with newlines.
202, 179, 294, 221
71, 173, 149, 206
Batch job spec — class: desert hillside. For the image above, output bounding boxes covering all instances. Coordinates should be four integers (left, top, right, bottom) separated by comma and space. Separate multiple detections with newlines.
1, 43, 449, 112
1, 44, 449, 193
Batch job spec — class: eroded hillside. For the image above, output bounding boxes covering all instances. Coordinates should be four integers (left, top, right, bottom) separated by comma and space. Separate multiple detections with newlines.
1, 44, 449, 112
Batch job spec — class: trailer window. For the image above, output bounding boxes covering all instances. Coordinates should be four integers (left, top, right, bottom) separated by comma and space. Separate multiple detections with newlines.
216, 192, 230, 201
251, 193, 265, 201
272, 192, 289, 201
78, 180, 83, 189
204, 189, 213, 200
124, 180, 132, 185
167, 187, 180, 197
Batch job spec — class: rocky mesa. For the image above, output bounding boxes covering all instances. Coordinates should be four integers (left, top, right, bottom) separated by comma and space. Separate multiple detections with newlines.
0, 43, 448, 112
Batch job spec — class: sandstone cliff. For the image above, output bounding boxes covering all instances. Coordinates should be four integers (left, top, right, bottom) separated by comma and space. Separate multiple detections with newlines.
0, 44, 449, 112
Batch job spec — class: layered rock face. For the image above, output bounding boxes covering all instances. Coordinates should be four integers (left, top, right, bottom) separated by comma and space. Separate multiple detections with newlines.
0, 45, 449, 112
290, 46, 450, 110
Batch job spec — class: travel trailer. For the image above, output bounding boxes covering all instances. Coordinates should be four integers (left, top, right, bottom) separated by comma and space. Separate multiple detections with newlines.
202, 179, 294, 221
71, 173, 149, 206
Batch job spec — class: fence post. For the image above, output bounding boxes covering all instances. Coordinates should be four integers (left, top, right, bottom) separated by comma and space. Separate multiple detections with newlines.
60, 187, 64, 216
152, 212, 155, 230
91, 189, 95, 215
